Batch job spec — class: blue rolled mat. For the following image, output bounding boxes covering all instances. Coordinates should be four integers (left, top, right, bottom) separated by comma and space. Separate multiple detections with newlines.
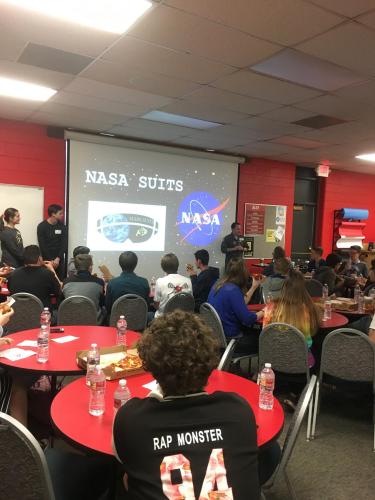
340, 208, 369, 220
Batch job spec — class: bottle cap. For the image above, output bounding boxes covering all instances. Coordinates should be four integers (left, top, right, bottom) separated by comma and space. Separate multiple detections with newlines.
265, 363, 272, 368
91, 343, 97, 348
119, 315, 125, 319
43, 307, 49, 311
119, 379, 127, 387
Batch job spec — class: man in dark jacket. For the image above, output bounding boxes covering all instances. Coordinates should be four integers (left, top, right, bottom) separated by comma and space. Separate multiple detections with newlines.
221, 222, 246, 269
314, 253, 352, 295
37, 204, 67, 279
186, 249, 219, 311
307, 246, 326, 273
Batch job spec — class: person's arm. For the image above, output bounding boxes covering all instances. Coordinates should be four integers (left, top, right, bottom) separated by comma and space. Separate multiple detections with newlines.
244, 276, 262, 304
229, 288, 257, 327
153, 280, 161, 310
105, 282, 114, 313
1, 230, 24, 263
44, 261, 62, 291
221, 235, 242, 254
368, 315, 375, 343
361, 263, 369, 279
37, 223, 49, 260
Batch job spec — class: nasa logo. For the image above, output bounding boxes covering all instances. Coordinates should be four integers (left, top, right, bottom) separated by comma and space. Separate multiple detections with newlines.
177, 192, 229, 246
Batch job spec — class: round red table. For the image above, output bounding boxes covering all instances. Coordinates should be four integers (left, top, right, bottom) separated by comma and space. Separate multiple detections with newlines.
248, 304, 265, 312
0, 326, 140, 376
51, 370, 284, 454
319, 312, 348, 329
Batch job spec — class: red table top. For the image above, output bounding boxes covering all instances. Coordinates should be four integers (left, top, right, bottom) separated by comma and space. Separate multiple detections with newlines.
0, 326, 140, 375
51, 370, 284, 455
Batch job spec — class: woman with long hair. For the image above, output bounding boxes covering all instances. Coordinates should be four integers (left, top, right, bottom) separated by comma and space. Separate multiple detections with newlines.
208, 258, 263, 354
263, 269, 321, 349
0, 208, 24, 268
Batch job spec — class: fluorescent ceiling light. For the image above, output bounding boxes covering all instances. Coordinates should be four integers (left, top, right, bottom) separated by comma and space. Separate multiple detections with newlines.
3, 0, 152, 34
0, 76, 56, 101
142, 111, 222, 129
355, 153, 375, 162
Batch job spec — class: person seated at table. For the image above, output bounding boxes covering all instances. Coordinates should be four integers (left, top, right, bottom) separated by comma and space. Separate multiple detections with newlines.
314, 253, 346, 295
186, 249, 219, 312
62, 254, 105, 317
105, 251, 150, 315
263, 246, 286, 277
261, 257, 291, 301
349, 245, 369, 278
113, 311, 277, 498
307, 246, 326, 273
263, 270, 321, 365
154, 253, 192, 318
208, 258, 263, 354
0, 306, 14, 343
7, 245, 61, 308
66, 245, 90, 277
366, 259, 375, 284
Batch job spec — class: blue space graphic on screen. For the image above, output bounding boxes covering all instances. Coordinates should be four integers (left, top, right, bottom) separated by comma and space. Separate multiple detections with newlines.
177, 191, 229, 246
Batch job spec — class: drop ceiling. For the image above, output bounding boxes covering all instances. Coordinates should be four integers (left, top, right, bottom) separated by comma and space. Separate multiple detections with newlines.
2, 0, 375, 173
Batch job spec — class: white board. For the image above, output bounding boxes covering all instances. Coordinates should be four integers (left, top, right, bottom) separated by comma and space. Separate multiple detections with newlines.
0, 184, 44, 246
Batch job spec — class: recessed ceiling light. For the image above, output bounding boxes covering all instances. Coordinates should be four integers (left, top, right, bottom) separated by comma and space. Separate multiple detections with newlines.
4, 0, 152, 34
0, 76, 56, 101
142, 111, 222, 129
206, 148, 216, 152
355, 153, 375, 162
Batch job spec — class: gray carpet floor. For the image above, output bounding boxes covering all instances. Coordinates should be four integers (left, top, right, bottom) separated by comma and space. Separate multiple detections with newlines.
267, 386, 375, 500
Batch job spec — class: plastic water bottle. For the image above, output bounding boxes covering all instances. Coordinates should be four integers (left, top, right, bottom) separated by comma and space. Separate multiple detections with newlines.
40, 307, 51, 334
36, 324, 49, 363
113, 379, 131, 418
322, 284, 329, 301
323, 300, 332, 321
89, 366, 106, 416
354, 284, 361, 303
150, 276, 156, 296
86, 343, 100, 386
116, 316, 127, 347
259, 363, 275, 410
358, 292, 365, 313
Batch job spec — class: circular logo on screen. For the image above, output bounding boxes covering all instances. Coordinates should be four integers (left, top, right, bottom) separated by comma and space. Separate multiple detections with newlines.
177, 191, 229, 246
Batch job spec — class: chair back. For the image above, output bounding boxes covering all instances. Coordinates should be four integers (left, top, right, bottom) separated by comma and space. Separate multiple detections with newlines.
199, 302, 227, 349
0, 369, 12, 413
217, 339, 236, 372
320, 328, 375, 387
277, 376, 317, 475
163, 292, 195, 314
109, 294, 148, 330
57, 296, 97, 326
364, 283, 375, 296
305, 279, 323, 297
0, 411, 55, 500
7, 292, 43, 333
259, 323, 310, 378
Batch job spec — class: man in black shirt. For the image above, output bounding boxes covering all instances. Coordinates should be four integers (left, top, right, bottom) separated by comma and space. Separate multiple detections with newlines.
113, 311, 260, 500
221, 222, 246, 270
37, 204, 67, 279
8, 245, 61, 308
186, 249, 219, 311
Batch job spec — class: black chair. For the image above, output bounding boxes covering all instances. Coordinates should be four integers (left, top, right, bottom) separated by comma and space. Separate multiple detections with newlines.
217, 339, 236, 372
0, 368, 12, 413
163, 292, 195, 314
7, 292, 43, 333
109, 294, 148, 331
0, 411, 56, 500
364, 283, 375, 296
57, 296, 97, 326
305, 279, 323, 297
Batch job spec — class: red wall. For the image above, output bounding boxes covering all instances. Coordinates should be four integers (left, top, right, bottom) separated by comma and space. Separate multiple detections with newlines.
237, 158, 296, 262
0, 119, 65, 218
317, 170, 375, 253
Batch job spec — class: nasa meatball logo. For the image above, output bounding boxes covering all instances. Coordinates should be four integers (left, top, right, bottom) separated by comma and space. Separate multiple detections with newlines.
97, 213, 159, 243
177, 192, 229, 246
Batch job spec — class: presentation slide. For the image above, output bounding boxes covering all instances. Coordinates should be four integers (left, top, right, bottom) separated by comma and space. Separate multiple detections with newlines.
68, 139, 238, 281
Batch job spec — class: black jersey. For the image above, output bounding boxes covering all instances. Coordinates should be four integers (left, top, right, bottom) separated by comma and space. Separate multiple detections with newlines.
113, 391, 259, 500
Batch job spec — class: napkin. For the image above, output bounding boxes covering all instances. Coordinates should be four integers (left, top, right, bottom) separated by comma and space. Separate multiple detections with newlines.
0, 348, 36, 361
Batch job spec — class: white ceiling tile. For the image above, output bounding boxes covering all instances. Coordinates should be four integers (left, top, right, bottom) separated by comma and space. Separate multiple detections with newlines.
335, 80, 375, 105
233, 116, 310, 135
307, 0, 375, 18
158, 101, 250, 124
0, 96, 41, 120
0, 60, 73, 89
50, 91, 148, 118
127, 5, 280, 67
260, 106, 316, 122
270, 135, 330, 149
103, 36, 235, 84
63, 78, 173, 109
296, 94, 375, 120
80, 59, 200, 98
28, 112, 116, 132
165, 0, 343, 45
181, 86, 280, 114
108, 119, 196, 142
298, 22, 375, 76
296, 121, 375, 143
0, 4, 119, 57
0, 29, 27, 62
213, 70, 321, 104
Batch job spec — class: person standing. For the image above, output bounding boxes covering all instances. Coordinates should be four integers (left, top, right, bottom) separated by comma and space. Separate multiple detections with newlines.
0, 208, 24, 268
37, 204, 67, 279
221, 222, 246, 269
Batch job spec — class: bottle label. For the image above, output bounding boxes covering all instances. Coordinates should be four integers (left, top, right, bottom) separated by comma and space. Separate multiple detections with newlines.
114, 398, 123, 410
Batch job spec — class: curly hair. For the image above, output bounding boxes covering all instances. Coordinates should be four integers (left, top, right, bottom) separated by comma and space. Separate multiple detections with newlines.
137, 311, 220, 396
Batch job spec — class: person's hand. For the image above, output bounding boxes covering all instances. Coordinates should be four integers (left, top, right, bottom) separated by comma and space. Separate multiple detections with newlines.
44, 261, 55, 273
186, 264, 196, 276
0, 266, 12, 277
0, 308, 14, 327
0, 337, 13, 346
52, 257, 60, 269
235, 245, 244, 251
256, 310, 264, 320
